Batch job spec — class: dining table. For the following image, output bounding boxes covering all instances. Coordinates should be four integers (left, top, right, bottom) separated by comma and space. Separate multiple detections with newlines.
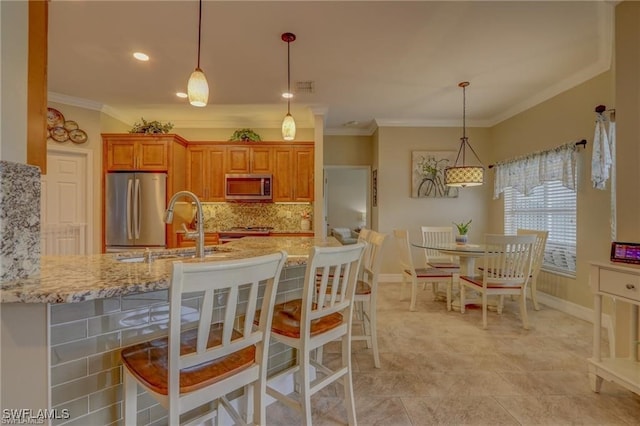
411, 241, 491, 311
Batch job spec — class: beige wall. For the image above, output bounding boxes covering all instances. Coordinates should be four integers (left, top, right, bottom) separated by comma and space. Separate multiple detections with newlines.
0, 0, 28, 163
615, 1, 640, 242
488, 71, 613, 310
324, 135, 372, 166
374, 126, 492, 273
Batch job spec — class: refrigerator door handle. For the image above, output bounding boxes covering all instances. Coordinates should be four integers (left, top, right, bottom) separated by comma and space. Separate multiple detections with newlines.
126, 178, 133, 240
134, 178, 141, 239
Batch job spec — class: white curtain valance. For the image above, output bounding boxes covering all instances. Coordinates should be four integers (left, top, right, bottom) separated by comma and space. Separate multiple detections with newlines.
493, 142, 578, 200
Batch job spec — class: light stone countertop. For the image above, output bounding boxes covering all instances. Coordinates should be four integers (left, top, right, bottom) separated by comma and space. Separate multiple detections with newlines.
0, 237, 340, 304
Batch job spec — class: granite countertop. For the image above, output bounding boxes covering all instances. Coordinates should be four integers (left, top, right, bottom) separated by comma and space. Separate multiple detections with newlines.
0, 237, 339, 304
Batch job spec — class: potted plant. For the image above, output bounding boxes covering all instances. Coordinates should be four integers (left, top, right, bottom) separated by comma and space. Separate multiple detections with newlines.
229, 128, 262, 142
129, 118, 174, 134
453, 219, 472, 244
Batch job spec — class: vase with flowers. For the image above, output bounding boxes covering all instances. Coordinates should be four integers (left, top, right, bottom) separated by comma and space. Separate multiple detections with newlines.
453, 219, 472, 244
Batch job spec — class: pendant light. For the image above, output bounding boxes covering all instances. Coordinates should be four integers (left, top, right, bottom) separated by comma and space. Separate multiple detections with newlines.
444, 81, 484, 187
281, 32, 296, 141
187, 0, 209, 107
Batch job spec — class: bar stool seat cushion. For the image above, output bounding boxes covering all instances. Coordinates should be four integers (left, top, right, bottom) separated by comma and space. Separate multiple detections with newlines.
269, 299, 343, 338
121, 324, 254, 395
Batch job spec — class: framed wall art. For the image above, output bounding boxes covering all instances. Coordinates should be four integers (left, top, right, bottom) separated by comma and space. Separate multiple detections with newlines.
372, 169, 377, 207
411, 151, 458, 198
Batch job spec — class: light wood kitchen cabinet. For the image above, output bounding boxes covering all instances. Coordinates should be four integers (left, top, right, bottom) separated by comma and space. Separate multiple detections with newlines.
104, 135, 170, 171
186, 144, 226, 201
226, 146, 273, 174
293, 146, 314, 202
273, 144, 314, 202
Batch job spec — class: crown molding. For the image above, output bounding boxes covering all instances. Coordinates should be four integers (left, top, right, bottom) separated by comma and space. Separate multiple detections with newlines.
48, 92, 103, 111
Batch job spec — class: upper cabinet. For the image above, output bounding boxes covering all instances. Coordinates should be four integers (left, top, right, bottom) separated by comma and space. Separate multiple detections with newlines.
272, 144, 314, 202
226, 146, 273, 174
186, 144, 226, 202
103, 134, 176, 171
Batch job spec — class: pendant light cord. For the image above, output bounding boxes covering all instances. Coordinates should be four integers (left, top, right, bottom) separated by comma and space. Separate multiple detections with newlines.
197, 0, 202, 69
287, 38, 291, 114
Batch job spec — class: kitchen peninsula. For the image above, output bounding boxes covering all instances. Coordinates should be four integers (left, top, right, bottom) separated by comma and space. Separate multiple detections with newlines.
1, 236, 339, 426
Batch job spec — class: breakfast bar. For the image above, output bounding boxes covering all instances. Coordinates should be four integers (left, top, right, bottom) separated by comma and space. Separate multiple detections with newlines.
1, 237, 339, 426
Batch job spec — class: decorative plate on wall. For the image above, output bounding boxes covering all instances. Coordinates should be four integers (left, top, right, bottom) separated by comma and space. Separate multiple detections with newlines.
69, 129, 88, 144
50, 126, 69, 142
64, 120, 79, 131
47, 108, 65, 129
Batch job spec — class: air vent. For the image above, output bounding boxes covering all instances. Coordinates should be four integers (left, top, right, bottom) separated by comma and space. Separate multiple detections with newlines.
295, 81, 314, 94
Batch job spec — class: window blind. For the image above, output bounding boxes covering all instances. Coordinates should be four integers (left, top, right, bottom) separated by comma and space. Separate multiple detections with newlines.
504, 181, 576, 275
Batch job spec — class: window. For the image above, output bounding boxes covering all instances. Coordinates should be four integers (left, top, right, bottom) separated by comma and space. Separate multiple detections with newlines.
503, 181, 576, 276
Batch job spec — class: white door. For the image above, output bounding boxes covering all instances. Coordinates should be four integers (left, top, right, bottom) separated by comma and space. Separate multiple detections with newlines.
41, 148, 90, 255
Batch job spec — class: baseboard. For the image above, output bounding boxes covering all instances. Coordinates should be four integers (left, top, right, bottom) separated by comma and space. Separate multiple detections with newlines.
379, 274, 614, 353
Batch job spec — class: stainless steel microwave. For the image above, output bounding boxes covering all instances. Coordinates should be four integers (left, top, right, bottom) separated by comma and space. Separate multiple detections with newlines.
225, 174, 273, 201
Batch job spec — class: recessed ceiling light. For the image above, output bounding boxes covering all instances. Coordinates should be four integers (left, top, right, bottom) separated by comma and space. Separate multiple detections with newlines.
176, 92, 188, 99
282, 92, 293, 99
133, 52, 149, 61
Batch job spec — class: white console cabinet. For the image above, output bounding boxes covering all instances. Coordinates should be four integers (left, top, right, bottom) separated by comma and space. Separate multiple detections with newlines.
589, 261, 640, 395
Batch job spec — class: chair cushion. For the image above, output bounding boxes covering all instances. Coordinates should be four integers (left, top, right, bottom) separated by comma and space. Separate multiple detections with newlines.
412, 268, 454, 278
120, 325, 255, 395
355, 280, 372, 295
428, 261, 460, 269
460, 275, 524, 289
269, 299, 343, 338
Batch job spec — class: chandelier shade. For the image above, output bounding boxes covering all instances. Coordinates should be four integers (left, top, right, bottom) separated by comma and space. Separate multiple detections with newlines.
444, 81, 484, 187
187, 0, 209, 107
281, 32, 296, 141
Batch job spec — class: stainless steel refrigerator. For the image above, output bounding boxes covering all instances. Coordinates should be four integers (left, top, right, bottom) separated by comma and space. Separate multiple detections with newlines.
105, 172, 167, 250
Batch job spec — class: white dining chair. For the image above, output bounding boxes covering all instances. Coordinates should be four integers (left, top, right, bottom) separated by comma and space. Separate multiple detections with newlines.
459, 234, 536, 329
517, 229, 549, 311
421, 226, 460, 269
394, 229, 459, 311
120, 252, 287, 426
266, 243, 366, 425
420, 226, 460, 300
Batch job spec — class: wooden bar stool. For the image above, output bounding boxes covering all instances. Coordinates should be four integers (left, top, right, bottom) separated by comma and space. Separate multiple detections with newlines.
265, 243, 366, 425
120, 251, 287, 426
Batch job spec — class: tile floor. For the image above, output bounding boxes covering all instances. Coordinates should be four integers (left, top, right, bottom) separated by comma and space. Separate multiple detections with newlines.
266, 283, 640, 425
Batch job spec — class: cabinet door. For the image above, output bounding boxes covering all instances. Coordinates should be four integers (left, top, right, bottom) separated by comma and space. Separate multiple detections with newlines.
273, 147, 293, 201
293, 147, 314, 201
137, 140, 168, 171
207, 148, 226, 201
106, 141, 136, 170
186, 147, 207, 199
251, 147, 273, 173
227, 147, 250, 173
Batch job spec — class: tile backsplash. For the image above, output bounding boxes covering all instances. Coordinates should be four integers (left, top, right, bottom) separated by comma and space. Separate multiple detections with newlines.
183, 202, 314, 231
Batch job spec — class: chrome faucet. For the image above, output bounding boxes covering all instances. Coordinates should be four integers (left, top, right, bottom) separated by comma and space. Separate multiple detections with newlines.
164, 191, 205, 258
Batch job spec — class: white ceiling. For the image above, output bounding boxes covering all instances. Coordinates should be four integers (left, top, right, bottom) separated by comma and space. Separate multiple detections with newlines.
47, 0, 614, 135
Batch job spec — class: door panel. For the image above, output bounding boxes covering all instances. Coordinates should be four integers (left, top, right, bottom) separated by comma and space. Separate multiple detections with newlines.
42, 151, 88, 255
135, 173, 166, 246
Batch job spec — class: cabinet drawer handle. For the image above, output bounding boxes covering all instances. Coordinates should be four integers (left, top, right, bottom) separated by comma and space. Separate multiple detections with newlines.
626, 283, 636, 290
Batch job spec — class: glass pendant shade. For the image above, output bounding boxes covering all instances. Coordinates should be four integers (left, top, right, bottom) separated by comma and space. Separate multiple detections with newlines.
444, 165, 484, 187
188, 68, 209, 107
282, 113, 296, 141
